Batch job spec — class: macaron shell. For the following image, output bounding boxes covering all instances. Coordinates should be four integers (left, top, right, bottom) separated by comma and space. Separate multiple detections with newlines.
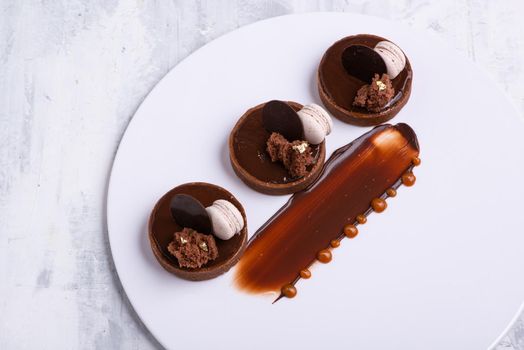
298, 111, 325, 145
206, 206, 235, 240
206, 200, 244, 240
307, 103, 333, 134
297, 104, 333, 145
374, 41, 406, 79
214, 199, 244, 232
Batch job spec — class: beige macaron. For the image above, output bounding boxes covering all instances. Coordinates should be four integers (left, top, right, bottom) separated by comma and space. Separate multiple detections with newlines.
297, 103, 333, 145
374, 41, 406, 79
206, 199, 245, 240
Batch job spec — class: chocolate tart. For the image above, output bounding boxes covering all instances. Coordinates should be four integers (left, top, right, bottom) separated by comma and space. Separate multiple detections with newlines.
229, 101, 326, 195
318, 34, 413, 126
148, 182, 247, 281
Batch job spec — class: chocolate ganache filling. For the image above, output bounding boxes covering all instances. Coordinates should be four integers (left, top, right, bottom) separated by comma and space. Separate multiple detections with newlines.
234, 123, 420, 301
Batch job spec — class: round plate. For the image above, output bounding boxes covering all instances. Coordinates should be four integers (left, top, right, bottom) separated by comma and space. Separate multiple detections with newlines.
107, 13, 524, 350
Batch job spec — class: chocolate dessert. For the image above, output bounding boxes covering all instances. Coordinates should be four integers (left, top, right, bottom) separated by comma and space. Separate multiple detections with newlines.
234, 123, 420, 301
229, 100, 332, 195
148, 182, 247, 281
318, 34, 412, 126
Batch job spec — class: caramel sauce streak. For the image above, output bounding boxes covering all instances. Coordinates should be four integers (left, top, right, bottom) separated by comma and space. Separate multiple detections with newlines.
235, 124, 419, 298
273, 163, 415, 303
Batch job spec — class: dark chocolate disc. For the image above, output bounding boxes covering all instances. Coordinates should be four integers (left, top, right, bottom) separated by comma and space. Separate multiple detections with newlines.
341, 45, 387, 83
170, 194, 212, 234
262, 100, 304, 141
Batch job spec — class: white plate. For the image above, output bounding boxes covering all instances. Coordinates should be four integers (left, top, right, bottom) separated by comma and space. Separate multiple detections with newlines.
107, 13, 524, 350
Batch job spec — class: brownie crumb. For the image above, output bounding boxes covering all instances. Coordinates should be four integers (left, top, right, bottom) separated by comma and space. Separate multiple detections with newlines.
353, 73, 395, 112
167, 227, 218, 269
266, 132, 314, 178
267, 132, 288, 163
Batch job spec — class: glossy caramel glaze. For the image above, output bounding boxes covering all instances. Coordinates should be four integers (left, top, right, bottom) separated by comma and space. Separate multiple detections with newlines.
234, 123, 420, 299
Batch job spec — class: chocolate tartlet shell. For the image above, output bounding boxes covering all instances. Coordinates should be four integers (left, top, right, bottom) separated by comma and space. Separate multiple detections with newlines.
229, 101, 326, 195
318, 34, 413, 126
148, 182, 248, 281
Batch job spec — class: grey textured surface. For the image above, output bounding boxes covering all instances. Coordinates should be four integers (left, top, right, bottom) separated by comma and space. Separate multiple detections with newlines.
0, 1, 523, 349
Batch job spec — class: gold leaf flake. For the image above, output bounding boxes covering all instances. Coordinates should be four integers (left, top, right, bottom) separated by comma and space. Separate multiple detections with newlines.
199, 241, 209, 252
292, 142, 308, 154
376, 80, 387, 91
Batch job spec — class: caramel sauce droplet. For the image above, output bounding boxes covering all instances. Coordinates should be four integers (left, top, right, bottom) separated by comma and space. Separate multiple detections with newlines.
317, 249, 332, 263
356, 214, 367, 224
371, 198, 387, 213
300, 269, 311, 279
343, 224, 359, 238
401, 172, 416, 186
281, 284, 297, 298
330, 239, 340, 248
386, 188, 397, 197
412, 157, 421, 166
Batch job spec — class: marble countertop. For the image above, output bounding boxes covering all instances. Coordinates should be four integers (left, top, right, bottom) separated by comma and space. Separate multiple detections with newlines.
1, 1, 523, 349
